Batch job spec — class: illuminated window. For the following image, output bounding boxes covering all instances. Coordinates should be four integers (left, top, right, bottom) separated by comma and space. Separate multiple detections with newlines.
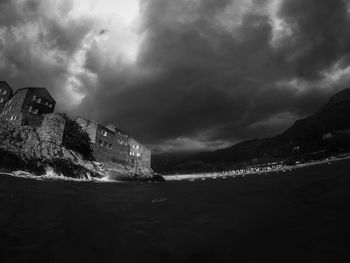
28, 106, 38, 115
32, 95, 42, 104
101, 130, 107, 137
10, 115, 16, 121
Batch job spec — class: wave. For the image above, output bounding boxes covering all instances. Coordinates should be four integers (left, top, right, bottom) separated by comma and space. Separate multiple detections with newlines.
0, 167, 120, 183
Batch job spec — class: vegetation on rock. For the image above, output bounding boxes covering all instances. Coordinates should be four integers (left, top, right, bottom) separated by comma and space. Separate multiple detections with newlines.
62, 116, 93, 160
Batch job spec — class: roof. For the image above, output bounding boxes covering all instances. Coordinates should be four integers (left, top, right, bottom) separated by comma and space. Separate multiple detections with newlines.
0, 81, 13, 90
76, 116, 98, 125
76, 115, 129, 136
16, 87, 56, 102
77, 115, 151, 151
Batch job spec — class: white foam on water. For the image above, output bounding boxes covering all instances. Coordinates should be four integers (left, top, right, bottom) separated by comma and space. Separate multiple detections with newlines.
0, 167, 123, 183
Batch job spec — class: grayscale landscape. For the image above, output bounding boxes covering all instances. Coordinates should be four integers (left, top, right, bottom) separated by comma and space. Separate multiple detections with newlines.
1, 0, 350, 262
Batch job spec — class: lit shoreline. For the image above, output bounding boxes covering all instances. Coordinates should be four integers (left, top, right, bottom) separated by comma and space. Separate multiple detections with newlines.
163, 154, 350, 182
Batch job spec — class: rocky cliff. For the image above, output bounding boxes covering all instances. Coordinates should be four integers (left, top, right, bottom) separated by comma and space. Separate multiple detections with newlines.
0, 121, 154, 180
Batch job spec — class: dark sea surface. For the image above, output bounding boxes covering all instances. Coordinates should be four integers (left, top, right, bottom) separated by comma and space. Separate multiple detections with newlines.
1, 159, 350, 263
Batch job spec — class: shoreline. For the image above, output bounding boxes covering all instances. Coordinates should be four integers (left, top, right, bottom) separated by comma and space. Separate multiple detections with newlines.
0, 170, 123, 183
2, 154, 350, 183
163, 154, 350, 181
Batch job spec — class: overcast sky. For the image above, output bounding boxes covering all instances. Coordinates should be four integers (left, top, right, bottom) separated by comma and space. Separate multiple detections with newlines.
1, 0, 350, 153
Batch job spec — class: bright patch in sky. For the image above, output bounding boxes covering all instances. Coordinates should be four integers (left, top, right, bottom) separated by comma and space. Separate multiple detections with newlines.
72, 0, 140, 24
63, 0, 141, 106
69, 0, 142, 63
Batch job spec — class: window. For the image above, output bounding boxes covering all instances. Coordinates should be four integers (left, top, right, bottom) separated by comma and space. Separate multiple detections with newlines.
133, 144, 139, 149
45, 101, 52, 108
0, 98, 3, 103
98, 140, 103, 146
2, 90, 6, 95
136, 153, 141, 157
101, 130, 107, 137
32, 95, 42, 104
28, 106, 38, 115
10, 116, 16, 121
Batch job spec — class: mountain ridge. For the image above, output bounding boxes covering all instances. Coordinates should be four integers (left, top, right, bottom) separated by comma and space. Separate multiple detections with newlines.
154, 88, 350, 173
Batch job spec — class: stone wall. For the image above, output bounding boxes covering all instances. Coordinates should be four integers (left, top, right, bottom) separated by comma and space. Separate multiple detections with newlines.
0, 89, 27, 123
140, 147, 152, 171
0, 81, 13, 112
37, 113, 66, 146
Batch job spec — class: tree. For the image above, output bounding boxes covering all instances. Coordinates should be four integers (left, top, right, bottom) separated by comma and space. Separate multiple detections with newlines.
62, 117, 93, 159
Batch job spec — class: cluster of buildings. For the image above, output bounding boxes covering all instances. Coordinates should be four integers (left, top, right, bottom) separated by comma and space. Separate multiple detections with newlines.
0, 81, 151, 173
75, 117, 151, 173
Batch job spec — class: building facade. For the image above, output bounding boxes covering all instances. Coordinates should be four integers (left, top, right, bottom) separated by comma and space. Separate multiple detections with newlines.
0, 87, 55, 127
0, 81, 13, 112
76, 117, 130, 164
76, 116, 152, 171
128, 137, 152, 173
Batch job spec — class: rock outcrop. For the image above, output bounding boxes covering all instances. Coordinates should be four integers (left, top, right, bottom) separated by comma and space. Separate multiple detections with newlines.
0, 121, 154, 180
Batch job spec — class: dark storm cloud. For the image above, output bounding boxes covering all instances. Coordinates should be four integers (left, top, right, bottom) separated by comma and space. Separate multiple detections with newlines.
0, 0, 96, 109
78, 0, 350, 152
2, 0, 350, 153
278, 0, 350, 79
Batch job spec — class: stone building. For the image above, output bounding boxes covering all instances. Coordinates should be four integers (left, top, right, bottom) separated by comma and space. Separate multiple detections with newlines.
128, 137, 152, 173
0, 87, 55, 127
76, 117, 130, 164
0, 81, 13, 112
38, 113, 66, 146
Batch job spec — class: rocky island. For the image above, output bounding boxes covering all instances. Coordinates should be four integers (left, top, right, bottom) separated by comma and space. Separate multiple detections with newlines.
0, 81, 155, 181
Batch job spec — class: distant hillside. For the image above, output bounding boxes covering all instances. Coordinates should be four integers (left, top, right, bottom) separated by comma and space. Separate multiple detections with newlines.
154, 88, 350, 174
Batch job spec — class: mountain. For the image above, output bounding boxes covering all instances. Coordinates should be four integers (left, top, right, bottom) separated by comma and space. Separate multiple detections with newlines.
154, 88, 350, 174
